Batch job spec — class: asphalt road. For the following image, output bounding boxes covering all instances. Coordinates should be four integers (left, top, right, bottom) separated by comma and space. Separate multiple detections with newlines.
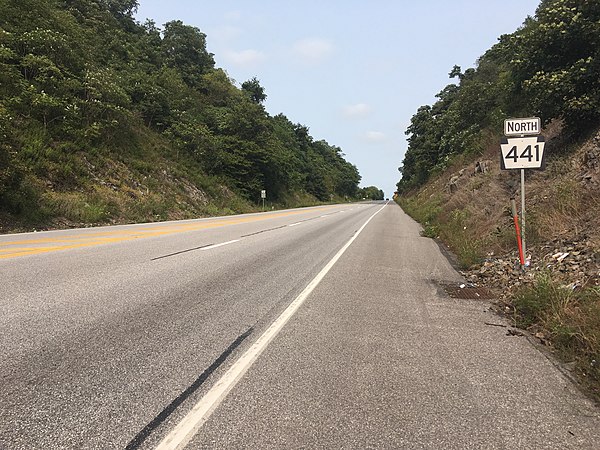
1, 202, 599, 449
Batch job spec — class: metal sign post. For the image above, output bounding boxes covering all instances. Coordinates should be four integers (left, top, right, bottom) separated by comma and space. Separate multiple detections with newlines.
500, 117, 545, 269
261, 190, 266, 211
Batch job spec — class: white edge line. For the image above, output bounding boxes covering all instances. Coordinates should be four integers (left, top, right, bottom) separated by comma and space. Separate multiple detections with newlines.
155, 203, 387, 450
200, 239, 240, 251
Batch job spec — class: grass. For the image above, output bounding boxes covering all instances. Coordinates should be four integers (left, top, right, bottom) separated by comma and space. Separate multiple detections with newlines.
399, 194, 484, 268
1, 123, 268, 231
398, 194, 441, 238
45, 192, 108, 223
514, 273, 600, 402
440, 209, 484, 268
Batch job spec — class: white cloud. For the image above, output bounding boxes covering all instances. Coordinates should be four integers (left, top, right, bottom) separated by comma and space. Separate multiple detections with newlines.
363, 131, 386, 142
292, 38, 334, 64
223, 49, 266, 67
343, 103, 372, 118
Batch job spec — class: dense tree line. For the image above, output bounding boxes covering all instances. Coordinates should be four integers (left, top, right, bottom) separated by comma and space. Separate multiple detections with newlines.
0, 0, 361, 219
358, 186, 384, 200
397, 0, 600, 193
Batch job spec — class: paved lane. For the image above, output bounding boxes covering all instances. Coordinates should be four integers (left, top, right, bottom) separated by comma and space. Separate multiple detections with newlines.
0, 205, 346, 260
2, 202, 599, 449
187, 204, 600, 449
0, 203, 378, 449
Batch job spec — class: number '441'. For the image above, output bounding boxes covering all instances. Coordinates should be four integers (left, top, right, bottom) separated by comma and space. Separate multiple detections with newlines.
506, 144, 540, 162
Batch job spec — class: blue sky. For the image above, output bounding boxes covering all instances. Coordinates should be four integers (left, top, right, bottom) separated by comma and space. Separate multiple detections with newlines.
135, 1, 540, 197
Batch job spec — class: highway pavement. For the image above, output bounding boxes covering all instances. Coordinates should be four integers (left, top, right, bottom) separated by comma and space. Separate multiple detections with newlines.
1, 202, 599, 449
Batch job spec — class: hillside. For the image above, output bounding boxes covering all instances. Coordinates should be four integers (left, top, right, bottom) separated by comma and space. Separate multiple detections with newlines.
396, 0, 600, 401
0, 0, 364, 233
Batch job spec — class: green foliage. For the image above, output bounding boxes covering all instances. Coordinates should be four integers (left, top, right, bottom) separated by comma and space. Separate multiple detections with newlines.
398, 194, 442, 225
0, 0, 363, 228
47, 191, 107, 222
161, 20, 214, 87
241, 77, 267, 104
358, 186, 384, 200
511, 0, 600, 131
398, 0, 600, 192
399, 195, 484, 268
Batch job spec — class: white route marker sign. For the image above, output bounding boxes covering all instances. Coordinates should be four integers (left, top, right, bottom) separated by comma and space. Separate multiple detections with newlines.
501, 116, 544, 268
500, 136, 546, 170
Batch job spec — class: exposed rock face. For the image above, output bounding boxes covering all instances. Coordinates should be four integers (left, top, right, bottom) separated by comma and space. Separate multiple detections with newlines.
583, 148, 599, 169
446, 175, 460, 193
578, 131, 600, 184
475, 160, 491, 174
446, 160, 493, 194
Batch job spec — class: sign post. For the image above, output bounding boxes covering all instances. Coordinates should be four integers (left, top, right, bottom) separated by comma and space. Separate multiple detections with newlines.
501, 117, 545, 268
510, 197, 525, 265
261, 189, 266, 211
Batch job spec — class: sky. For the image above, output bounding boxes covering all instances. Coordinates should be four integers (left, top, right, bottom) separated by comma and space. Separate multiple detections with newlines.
135, 0, 541, 197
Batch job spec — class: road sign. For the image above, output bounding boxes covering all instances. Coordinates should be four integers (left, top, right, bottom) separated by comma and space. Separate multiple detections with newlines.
501, 117, 544, 270
261, 190, 266, 199
500, 136, 546, 170
504, 117, 541, 136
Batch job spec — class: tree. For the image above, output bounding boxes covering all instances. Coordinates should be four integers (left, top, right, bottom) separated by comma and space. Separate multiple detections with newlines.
0, 0, 363, 225
241, 77, 267, 104
359, 186, 384, 200
397, 0, 600, 195
162, 20, 215, 87
448, 64, 463, 80
101, 0, 138, 17
509, 0, 600, 131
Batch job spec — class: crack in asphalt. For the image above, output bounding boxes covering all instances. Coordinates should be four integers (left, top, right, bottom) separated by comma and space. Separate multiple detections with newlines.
240, 225, 288, 237
124, 327, 254, 449
151, 243, 216, 261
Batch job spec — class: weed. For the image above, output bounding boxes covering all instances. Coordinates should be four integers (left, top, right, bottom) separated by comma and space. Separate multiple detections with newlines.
513, 274, 600, 401
421, 224, 439, 238
513, 272, 564, 327
439, 209, 484, 268
554, 179, 583, 216
46, 192, 107, 223
399, 195, 484, 268
399, 194, 442, 224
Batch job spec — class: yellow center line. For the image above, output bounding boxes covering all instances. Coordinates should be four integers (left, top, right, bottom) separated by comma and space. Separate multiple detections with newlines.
0, 247, 49, 254
0, 205, 342, 259
0, 238, 139, 259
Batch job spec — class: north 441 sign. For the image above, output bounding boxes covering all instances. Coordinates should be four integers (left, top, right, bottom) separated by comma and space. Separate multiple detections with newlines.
500, 136, 546, 170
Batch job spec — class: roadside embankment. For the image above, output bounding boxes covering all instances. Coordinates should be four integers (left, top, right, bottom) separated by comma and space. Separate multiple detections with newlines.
398, 125, 600, 402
